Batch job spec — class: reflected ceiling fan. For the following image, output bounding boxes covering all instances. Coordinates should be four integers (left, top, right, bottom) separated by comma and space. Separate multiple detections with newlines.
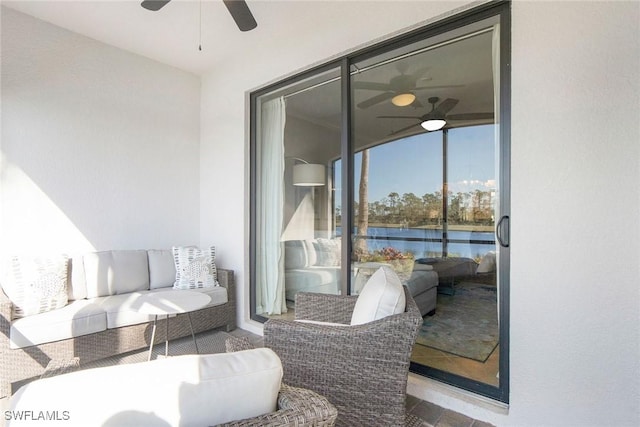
378, 97, 493, 133
354, 64, 463, 109
141, 0, 257, 32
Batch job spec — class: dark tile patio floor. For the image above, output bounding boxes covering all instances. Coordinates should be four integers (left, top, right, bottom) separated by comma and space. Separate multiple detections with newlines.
230, 328, 495, 427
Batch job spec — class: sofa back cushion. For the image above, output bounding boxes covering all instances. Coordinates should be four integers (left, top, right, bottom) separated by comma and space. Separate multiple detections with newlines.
147, 249, 176, 289
83, 250, 149, 298
67, 256, 87, 301
10, 348, 283, 426
351, 266, 406, 325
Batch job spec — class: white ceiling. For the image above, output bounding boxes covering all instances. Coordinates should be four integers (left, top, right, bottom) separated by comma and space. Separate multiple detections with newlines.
2, 0, 277, 75
9, 0, 383, 77
3, 0, 495, 145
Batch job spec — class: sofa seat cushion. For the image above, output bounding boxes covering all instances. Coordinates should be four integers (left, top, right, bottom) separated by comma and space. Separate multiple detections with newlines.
10, 300, 106, 349
96, 287, 229, 329
10, 349, 283, 426
405, 269, 438, 297
93, 291, 156, 329
187, 285, 228, 307
284, 267, 340, 301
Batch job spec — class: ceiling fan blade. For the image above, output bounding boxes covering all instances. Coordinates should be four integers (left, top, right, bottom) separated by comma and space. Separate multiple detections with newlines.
390, 122, 422, 135
447, 112, 494, 121
352, 81, 393, 91
435, 98, 459, 115
141, 0, 171, 11
357, 92, 394, 109
413, 84, 465, 91
377, 115, 422, 120
223, 0, 257, 32
410, 66, 431, 80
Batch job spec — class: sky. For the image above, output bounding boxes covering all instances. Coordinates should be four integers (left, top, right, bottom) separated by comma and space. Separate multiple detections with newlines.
334, 124, 496, 205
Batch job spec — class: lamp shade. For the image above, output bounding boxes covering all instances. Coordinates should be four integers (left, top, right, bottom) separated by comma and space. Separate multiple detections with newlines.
421, 119, 446, 131
293, 163, 325, 186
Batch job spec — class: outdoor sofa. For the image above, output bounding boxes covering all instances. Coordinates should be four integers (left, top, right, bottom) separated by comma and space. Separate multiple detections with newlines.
0, 249, 236, 397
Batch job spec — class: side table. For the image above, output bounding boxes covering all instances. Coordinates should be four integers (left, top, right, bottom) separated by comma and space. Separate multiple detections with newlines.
134, 290, 211, 361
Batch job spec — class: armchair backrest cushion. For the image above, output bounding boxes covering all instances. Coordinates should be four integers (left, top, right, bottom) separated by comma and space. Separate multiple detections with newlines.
351, 266, 406, 325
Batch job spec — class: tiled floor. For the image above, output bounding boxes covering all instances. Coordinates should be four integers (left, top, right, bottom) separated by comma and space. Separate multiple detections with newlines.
0, 329, 494, 427
229, 328, 495, 427
411, 343, 499, 386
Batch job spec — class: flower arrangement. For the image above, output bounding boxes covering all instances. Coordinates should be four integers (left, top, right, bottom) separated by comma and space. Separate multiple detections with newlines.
360, 247, 415, 282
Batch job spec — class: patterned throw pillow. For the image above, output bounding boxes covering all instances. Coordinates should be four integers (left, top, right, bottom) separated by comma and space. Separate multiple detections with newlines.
2, 255, 69, 318
172, 246, 219, 290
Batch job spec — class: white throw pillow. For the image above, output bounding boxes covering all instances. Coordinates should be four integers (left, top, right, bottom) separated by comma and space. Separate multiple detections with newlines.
477, 251, 497, 273
350, 266, 406, 325
172, 246, 218, 289
2, 255, 69, 318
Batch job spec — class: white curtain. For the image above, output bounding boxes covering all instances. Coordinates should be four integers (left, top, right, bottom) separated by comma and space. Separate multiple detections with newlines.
492, 23, 501, 322
256, 97, 288, 315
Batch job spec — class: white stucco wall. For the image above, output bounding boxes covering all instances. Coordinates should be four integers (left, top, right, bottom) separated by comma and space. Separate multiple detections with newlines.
1, 7, 201, 256
200, 1, 640, 426
1, 1, 637, 425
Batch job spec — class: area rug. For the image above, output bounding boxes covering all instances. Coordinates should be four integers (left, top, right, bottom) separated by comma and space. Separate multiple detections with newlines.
416, 283, 498, 362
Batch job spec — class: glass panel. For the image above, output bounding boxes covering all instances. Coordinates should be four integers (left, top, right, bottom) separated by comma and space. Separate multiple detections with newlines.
254, 67, 342, 319
350, 19, 500, 386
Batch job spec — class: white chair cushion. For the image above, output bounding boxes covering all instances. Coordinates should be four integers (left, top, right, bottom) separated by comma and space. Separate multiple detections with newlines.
147, 249, 176, 289
10, 349, 283, 426
10, 300, 106, 349
83, 250, 150, 298
350, 266, 406, 325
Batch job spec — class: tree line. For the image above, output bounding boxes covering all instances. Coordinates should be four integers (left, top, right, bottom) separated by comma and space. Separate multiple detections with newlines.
337, 189, 495, 227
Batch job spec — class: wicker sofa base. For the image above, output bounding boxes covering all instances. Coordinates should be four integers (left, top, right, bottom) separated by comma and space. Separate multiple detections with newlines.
0, 269, 236, 398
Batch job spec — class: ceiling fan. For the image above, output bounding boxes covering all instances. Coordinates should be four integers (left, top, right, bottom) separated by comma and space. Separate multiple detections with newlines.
353, 65, 462, 109
141, 0, 257, 32
378, 97, 493, 133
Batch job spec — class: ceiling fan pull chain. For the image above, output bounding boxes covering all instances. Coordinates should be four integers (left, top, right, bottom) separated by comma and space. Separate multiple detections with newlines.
198, 0, 202, 51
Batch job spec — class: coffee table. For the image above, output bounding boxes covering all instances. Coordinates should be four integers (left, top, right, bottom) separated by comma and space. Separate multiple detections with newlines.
135, 290, 211, 361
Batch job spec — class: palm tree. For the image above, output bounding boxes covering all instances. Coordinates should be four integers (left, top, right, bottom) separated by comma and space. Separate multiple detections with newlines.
354, 149, 370, 258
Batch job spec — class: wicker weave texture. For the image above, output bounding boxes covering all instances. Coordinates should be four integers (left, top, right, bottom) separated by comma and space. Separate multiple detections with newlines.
264, 287, 422, 427
216, 384, 338, 427
0, 269, 236, 398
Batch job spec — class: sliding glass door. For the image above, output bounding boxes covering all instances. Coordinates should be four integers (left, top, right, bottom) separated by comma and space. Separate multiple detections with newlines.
251, 2, 510, 402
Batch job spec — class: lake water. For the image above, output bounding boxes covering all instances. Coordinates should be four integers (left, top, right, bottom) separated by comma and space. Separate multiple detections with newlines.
337, 226, 495, 260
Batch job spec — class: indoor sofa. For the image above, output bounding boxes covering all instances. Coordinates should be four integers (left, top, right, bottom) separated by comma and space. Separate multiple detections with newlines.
0, 249, 236, 397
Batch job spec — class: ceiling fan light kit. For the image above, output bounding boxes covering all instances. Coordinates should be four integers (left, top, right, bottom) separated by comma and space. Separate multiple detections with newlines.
391, 93, 416, 107
421, 119, 447, 131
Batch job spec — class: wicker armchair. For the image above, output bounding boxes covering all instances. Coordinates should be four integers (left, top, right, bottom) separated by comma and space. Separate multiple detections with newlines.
216, 383, 337, 427
263, 286, 422, 427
